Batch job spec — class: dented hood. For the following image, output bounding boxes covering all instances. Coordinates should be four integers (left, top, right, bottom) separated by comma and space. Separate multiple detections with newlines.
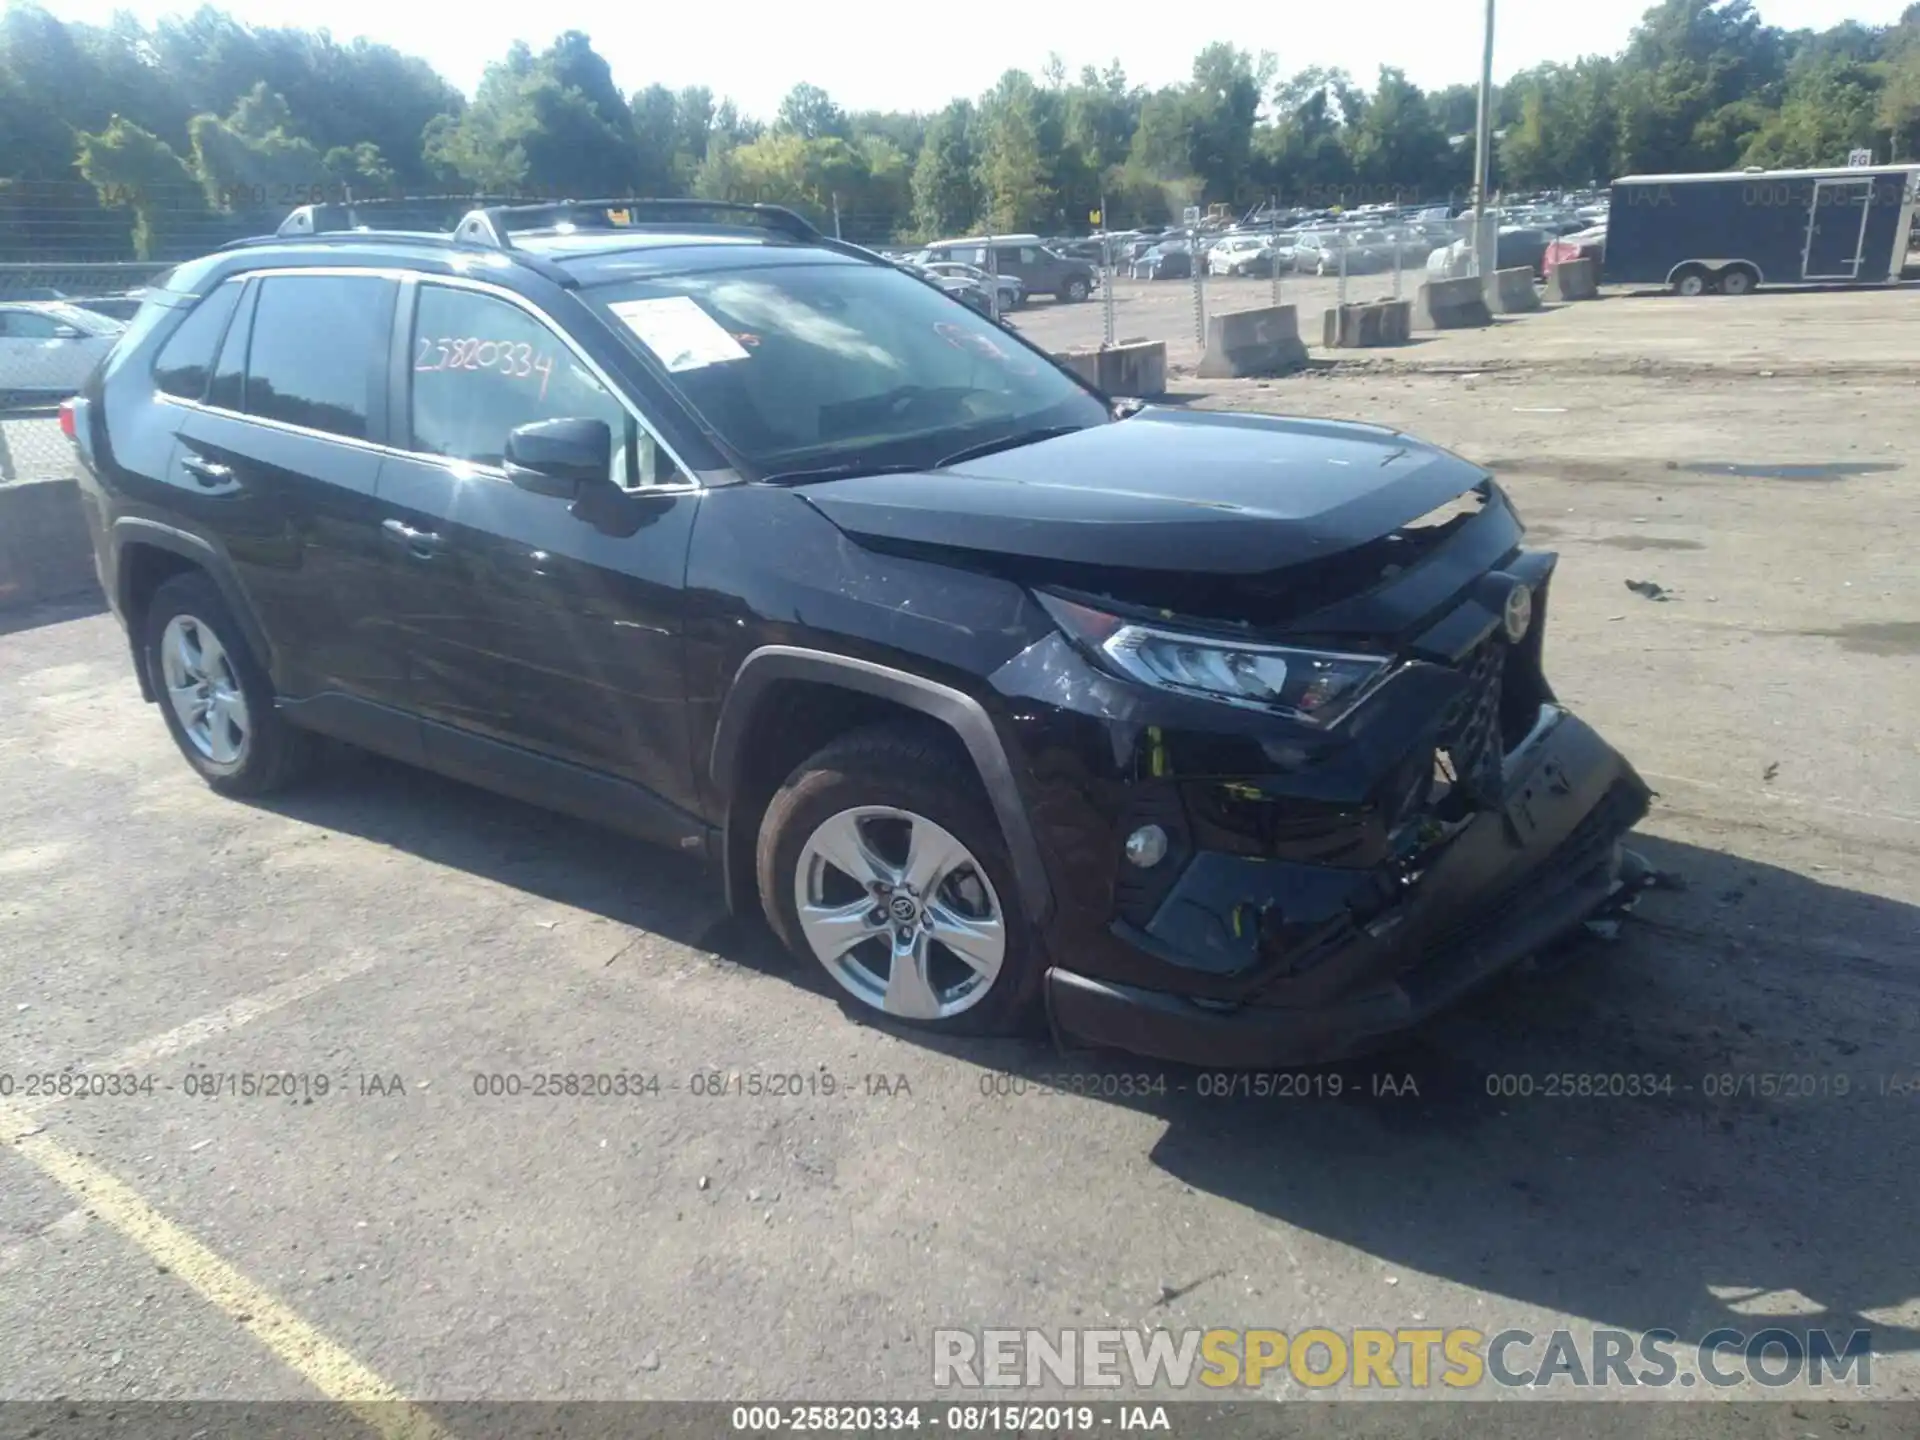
797, 408, 1491, 575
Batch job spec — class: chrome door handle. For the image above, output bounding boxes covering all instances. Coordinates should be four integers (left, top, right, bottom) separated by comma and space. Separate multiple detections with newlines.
381, 518, 444, 558
180, 453, 232, 487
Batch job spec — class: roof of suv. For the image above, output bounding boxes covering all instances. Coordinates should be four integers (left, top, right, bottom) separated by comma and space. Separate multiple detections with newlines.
203, 199, 888, 293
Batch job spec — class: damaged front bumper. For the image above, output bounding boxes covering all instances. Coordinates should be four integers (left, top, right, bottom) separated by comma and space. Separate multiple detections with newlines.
1044, 704, 1652, 1068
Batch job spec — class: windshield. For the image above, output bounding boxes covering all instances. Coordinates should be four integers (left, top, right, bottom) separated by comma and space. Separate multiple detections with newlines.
586, 260, 1107, 475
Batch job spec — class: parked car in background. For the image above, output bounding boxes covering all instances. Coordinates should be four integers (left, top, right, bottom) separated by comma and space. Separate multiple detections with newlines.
1053, 239, 1109, 265
1426, 226, 1557, 281
1295, 231, 1392, 276
918, 236, 1097, 303
920, 261, 1023, 310
1130, 242, 1192, 280
0, 300, 123, 402
1205, 235, 1267, 276
911, 267, 997, 317
69, 291, 151, 323
1544, 224, 1606, 275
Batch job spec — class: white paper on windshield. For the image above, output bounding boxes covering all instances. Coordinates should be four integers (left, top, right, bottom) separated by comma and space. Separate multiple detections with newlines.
607, 296, 749, 372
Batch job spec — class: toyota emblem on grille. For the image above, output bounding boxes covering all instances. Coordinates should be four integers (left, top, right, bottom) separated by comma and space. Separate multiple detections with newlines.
1502, 582, 1533, 643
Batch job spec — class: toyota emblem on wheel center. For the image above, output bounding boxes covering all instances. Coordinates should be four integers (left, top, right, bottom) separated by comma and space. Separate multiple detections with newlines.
1503, 582, 1534, 643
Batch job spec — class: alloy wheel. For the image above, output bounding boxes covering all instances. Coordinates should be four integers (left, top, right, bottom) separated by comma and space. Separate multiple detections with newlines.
159, 614, 250, 764
793, 805, 1006, 1021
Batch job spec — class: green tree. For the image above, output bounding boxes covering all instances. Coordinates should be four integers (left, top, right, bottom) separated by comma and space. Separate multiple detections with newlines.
976, 71, 1052, 231
1348, 67, 1451, 197
76, 116, 209, 257
911, 100, 980, 237
776, 83, 846, 141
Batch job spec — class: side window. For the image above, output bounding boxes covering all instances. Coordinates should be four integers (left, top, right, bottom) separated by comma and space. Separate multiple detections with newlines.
207, 282, 256, 412
994, 247, 1021, 269
1019, 247, 1039, 264
3, 310, 65, 340
153, 281, 244, 402
409, 285, 674, 488
244, 274, 395, 441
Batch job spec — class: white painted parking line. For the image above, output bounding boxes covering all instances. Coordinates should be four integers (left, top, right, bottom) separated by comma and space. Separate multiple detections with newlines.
15, 949, 383, 1118
1, 1098, 451, 1437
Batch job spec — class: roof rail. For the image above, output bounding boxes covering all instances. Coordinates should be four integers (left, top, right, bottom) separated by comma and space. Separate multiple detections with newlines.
448, 198, 822, 250
272, 195, 530, 239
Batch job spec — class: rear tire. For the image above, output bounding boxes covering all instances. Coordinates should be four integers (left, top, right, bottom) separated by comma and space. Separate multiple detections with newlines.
1672, 265, 1709, 297
1717, 265, 1756, 297
142, 571, 315, 796
1061, 277, 1091, 303
757, 723, 1041, 1036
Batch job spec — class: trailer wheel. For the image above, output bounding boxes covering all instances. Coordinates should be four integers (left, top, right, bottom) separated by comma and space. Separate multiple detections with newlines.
1717, 265, 1757, 297
1672, 265, 1710, 297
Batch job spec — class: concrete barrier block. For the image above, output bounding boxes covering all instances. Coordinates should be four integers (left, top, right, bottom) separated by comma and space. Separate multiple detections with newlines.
1415, 277, 1494, 330
1545, 257, 1599, 302
1197, 306, 1308, 378
1488, 266, 1542, 314
1054, 350, 1101, 387
1054, 340, 1168, 397
0, 476, 100, 611
1320, 300, 1412, 349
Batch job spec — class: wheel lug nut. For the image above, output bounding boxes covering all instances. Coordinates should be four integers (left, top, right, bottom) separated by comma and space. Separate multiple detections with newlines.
868, 909, 886, 926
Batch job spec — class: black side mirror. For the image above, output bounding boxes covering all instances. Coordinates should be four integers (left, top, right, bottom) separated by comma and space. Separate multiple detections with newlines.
504, 417, 611, 499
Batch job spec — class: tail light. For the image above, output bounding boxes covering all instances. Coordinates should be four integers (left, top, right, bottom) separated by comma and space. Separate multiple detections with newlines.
58, 398, 77, 442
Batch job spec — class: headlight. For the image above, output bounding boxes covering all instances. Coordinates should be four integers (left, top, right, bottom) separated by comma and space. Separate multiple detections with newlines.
1038, 594, 1391, 726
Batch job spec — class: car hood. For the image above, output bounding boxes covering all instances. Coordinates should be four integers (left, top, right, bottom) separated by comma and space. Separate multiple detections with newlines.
797, 408, 1491, 577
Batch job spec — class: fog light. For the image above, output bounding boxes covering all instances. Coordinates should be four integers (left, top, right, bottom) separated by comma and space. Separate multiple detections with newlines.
1124, 825, 1169, 868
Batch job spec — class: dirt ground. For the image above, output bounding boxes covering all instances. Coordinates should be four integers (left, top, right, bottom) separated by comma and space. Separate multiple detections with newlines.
2, 284, 1917, 1432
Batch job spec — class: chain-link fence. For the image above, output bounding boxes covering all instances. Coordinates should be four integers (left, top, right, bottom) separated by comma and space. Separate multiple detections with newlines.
0, 408, 74, 484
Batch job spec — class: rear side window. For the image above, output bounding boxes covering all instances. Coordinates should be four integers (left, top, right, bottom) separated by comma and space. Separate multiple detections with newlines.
244, 274, 395, 441
153, 282, 244, 401
208, 282, 257, 412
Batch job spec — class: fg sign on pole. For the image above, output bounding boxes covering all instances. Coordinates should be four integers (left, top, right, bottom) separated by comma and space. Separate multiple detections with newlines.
1847, 148, 1873, 167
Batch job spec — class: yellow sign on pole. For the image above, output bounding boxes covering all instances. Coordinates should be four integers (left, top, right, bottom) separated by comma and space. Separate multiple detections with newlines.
1089, 209, 1102, 226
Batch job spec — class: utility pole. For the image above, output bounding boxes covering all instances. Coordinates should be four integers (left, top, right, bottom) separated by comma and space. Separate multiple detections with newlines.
831, 192, 842, 239
1470, 0, 1496, 279
1100, 193, 1115, 347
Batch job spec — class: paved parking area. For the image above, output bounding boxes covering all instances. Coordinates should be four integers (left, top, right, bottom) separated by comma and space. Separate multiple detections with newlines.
4, 287, 1919, 1428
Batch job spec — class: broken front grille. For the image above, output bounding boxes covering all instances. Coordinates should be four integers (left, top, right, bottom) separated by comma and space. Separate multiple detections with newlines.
1434, 638, 1507, 807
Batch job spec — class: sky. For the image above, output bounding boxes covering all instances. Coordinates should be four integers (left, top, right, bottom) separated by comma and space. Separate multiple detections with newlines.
44, 0, 1916, 118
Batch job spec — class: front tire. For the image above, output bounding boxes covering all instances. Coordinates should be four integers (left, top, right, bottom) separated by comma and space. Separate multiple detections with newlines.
757, 724, 1040, 1036
1672, 265, 1709, 297
143, 571, 315, 796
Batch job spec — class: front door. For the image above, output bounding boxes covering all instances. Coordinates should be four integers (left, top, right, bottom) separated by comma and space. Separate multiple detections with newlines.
374, 277, 702, 818
1804, 179, 1872, 279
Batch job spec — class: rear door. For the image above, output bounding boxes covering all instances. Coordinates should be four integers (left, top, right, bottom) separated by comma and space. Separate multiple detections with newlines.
373, 277, 702, 815
168, 269, 409, 707
1804, 178, 1873, 279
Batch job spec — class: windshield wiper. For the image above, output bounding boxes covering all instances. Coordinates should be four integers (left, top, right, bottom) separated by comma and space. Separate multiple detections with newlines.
935, 425, 1089, 469
756, 461, 927, 486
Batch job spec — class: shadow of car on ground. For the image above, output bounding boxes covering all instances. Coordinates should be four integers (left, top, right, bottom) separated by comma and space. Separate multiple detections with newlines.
254, 746, 1920, 1363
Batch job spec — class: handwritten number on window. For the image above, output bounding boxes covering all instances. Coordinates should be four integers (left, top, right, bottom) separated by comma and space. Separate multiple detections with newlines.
415, 337, 554, 399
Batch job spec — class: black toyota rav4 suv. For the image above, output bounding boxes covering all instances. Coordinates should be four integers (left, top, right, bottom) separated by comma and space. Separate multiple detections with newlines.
70, 198, 1650, 1066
